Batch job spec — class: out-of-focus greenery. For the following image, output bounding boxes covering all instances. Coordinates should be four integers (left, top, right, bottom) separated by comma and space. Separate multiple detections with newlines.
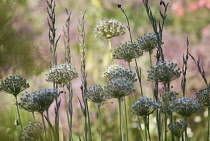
0, 0, 210, 140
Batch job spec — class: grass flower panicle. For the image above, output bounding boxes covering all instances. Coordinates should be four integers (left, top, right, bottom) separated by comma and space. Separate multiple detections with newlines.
137, 33, 157, 53
104, 77, 135, 98
131, 96, 159, 116
170, 97, 200, 118
196, 87, 210, 107
46, 63, 78, 85
94, 19, 126, 39
20, 88, 58, 113
21, 121, 44, 141
113, 41, 143, 62
147, 60, 181, 83
86, 84, 110, 104
0, 75, 29, 97
168, 120, 187, 139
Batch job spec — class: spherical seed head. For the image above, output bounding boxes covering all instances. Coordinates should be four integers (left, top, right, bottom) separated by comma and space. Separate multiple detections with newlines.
131, 96, 159, 116
19, 88, 58, 113
196, 87, 210, 107
86, 85, 110, 104
102, 65, 136, 82
46, 63, 78, 85
104, 77, 135, 98
0, 75, 30, 97
21, 121, 44, 141
137, 33, 157, 52
168, 120, 187, 139
170, 97, 200, 118
113, 41, 143, 62
94, 19, 126, 39
148, 60, 181, 83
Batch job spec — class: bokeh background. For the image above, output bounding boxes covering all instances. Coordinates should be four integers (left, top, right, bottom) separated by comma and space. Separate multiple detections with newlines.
0, 0, 210, 140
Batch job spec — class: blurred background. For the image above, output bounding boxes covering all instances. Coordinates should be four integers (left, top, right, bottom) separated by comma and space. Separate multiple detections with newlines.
0, 0, 210, 140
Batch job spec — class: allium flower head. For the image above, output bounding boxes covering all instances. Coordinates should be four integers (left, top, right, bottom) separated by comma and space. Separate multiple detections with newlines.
104, 77, 135, 98
0, 75, 29, 97
46, 63, 78, 85
196, 87, 210, 107
170, 97, 200, 118
94, 19, 126, 39
159, 89, 179, 113
102, 65, 136, 82
21, 121, 44, 141
20, 88, 58, 113
168, 120, 187, 139
86, 85, 110, 104
137, 33, 157, 53
148, 61, 181, 83
131, 96, 159, 116
113, 41, 143, 62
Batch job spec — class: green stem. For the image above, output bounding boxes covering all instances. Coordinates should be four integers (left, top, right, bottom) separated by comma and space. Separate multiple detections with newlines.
164, 113, 167, 141
123, 98, 129, 141
86, 103, 93, 141
97, 105, 103, 141
118, 98, 123, 141
15, 96, 23, 131
32, 112, 36, 121
41, 112, 47, 141
184, 118, 188, 141
63, 86, 71, 135
207, 108, 210, 141
169, 113, 175, 141
134, 59, 144, 97
149, 51, 152, 67
108, 38, 113, 64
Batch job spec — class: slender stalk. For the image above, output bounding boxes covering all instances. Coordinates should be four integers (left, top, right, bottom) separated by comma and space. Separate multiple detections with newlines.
97, 105, 103, 141
32, 112, 36, 121
149, 51, 152, 67
108, 38, 113, 64
164, 113, 167, 141
207, 108, 210, 141
15, 96, 23, 131
123, 98, 129, 141
184, 118, 188, 141
41, 112, 47, 141
118, 98, 123, 141
169, 113, 175, 141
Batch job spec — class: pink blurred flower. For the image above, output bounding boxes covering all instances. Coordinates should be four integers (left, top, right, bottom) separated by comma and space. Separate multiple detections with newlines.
172, 1, 184, 16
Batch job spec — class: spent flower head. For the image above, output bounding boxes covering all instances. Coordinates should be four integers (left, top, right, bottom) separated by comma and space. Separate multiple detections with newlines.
113, 41, 143, 62
131, 96, 159, 116
168, 120, 187, 139
86, 85, 110, 104
102, 64, 123, 78
94, 19, 126, 39
148, 60, 181, 83
20, 88, 58, 113
170, 97, 200, 118
104, 77, 135, 98
0, 75, 29, 97
137, 33, 157, 53
21, 121, 44, 141
196, 87, 210, 107
46, 63, 78, 85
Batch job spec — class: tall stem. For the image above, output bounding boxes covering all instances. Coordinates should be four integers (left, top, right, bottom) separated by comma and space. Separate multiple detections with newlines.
32, 112, 36, 121
15, 96, 23, 131
123, 98, 129, 141
97, 105, 103, 141
63, 86, 71, 134
207, 108, 210, 141
41, 112, 47, 141
108, 38, 113, 64
118, 98, 123, 141
164, 113, 167, 141
184, 118, 188, 141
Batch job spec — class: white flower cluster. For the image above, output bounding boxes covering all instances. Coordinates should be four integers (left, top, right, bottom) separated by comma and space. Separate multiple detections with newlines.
0, 75, 29, 97
19, 88, 58, 113
21, 121, 44, 141
113, 41, 143, 62
94, 19, 126, 39
46, 63, 78, 85
170, 97, 200, 118
196, 87, 210, 107
102, 64, 124, 78
131, 96, 159, 116
137, 33, 157, 52
104, 77, 135, 98
148, 61, 181, 83
86, 85, 111, 104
